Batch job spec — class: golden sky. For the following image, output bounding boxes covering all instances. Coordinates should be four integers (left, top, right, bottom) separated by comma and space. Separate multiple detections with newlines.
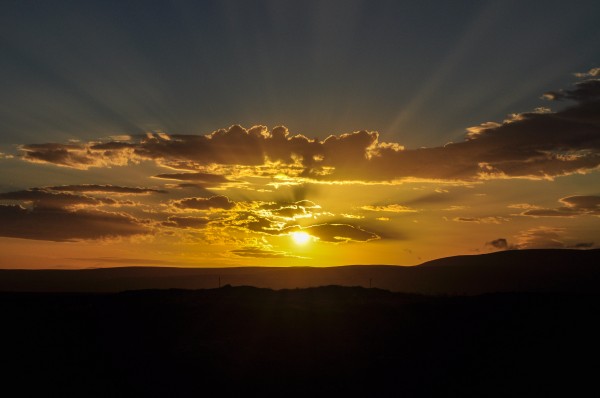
1, 68, 599, 268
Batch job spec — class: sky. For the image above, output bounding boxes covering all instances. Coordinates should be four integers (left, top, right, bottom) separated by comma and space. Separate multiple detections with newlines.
0, 0, 599, 268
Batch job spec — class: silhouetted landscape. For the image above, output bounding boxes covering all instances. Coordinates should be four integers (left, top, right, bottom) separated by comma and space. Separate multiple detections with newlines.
2, 249, 599, 294
2, 249, 600, 396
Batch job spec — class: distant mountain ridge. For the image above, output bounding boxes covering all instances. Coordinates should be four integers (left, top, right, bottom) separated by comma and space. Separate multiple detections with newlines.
1, 249, 599, 294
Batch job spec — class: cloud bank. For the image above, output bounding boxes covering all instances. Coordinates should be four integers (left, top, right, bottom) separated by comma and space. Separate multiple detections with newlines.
17, 69, 600, 183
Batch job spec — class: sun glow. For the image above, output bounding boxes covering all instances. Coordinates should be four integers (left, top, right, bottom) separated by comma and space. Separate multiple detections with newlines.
291, 231, 311, 245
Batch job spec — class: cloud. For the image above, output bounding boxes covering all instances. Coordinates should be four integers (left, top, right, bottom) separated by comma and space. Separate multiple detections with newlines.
452, 216, 509, 224
256, 200, 321, 220
45, 184, 167, 194
20, 142, 134, 169
0, 205, 149, 242
153, 172, 232, 188
569, 242, 595, 249
69, 257, 185, 266
486, 238, 509, 250
0, 188, 115, 208
561, 195, 600, 210
574, 67, 600, 78
542, 78, 600, 102
519, 195, 600, 217
514, 226, 566, 249
302, 223, 379, 243
162, 216, 210, 229
153, 172, 229, 182
171, 195, 235, 211
16, 69, 600, 184
360, 204, 417, 213
230, 247, 302, 259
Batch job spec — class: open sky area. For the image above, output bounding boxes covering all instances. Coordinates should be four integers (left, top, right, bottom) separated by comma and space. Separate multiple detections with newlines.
1, 0, 599, 268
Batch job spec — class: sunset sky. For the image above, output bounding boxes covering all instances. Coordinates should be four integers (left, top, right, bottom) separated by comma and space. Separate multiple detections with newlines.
1, 0, 599, 268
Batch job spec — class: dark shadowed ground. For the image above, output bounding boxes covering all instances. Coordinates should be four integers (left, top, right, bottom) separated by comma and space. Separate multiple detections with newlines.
2, 249, 600, 396
2, 286, 599, 397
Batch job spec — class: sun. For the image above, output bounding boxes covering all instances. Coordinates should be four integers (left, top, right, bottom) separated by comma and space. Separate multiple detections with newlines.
291, 231, 311, 245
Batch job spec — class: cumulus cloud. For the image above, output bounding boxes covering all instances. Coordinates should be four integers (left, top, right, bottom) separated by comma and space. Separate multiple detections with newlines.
0, 205, 149, 242
519, 195, 600, 217
171, 195, 235, 211
18, 71, 600, 184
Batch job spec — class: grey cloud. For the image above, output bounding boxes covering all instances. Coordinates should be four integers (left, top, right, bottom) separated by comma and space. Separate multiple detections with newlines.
302, 223, 379, 243
172, 195, 235, 211
0, 188, 115, 208
162, 216, 210, 229
570, 242, 595, 249
486, 238, 509, 250
0, 205, 149, 242
560, 195, 600, 210
452, 216, 509, 224
543, 79, 600, 103
46, 184, 167, 194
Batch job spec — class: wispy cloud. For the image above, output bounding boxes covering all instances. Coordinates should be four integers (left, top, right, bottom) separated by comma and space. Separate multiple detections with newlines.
518, 195, 600, 217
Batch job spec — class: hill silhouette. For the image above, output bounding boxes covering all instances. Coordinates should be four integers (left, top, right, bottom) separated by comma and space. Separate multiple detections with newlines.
2, 285, 599, 396
1, 249, 599, 294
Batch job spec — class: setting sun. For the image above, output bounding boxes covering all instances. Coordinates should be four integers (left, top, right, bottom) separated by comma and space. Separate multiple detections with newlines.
291, 231, 311, 245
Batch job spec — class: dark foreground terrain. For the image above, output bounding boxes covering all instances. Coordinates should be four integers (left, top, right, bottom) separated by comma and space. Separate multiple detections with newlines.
2, 249, 600, 294
2, 286, 599, 396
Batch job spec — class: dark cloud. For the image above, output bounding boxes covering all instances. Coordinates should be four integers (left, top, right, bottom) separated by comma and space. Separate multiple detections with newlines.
230, 247, 301, 259
0, 205, 149, 242
232, 211, 284, 235
162, 216, 210, 229
561, 195, 600, 210
486, 238, 509, 250
0, 188, 115, 208
521, 209, 575, 217
172, 195, 235, 211
452, 216, 508, 224
520, 195, 600, 217
302, 223, 379, 243
17, 69, 600, 182
46, 184, 167, 194
569, 242, 595, 249
489, 228, 595, 251
542, 79, 600, 103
